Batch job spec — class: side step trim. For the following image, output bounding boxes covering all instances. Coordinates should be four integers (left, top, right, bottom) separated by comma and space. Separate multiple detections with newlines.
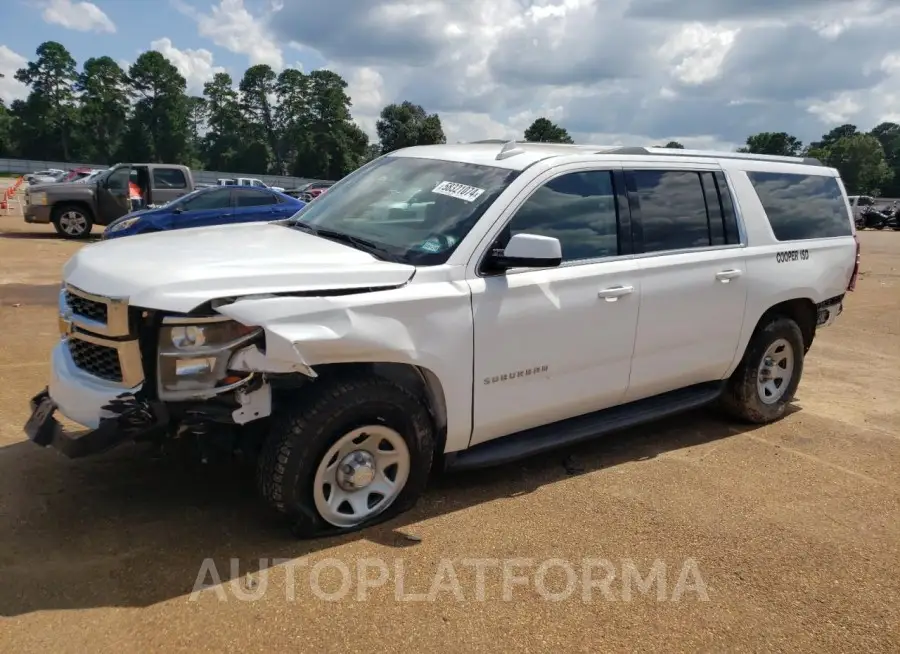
447, 381, 725, 472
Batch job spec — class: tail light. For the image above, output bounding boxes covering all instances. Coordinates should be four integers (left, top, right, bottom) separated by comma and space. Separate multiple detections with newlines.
848, 235, 860, 291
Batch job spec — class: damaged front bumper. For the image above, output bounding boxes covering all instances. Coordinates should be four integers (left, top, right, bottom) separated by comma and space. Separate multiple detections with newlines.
24, 387, 168, 458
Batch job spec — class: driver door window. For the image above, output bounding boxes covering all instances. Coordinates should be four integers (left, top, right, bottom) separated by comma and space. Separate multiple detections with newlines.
106, 167, 130, 193
496, 171, 621, 263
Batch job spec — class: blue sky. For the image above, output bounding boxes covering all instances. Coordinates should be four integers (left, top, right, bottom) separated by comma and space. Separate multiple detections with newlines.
2, 0, 899, 147
1, 0, 326, 94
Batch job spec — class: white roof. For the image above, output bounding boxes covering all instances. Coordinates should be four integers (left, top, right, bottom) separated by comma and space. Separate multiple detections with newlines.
389, 141, 832, 174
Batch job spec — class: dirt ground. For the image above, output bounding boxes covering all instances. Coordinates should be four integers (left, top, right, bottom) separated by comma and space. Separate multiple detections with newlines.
0, 180, 898, 653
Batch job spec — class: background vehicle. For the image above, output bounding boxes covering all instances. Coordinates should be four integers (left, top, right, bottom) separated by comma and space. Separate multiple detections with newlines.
29, 170, 67, 185
23, 163, 195, 239
72, 169, 106, 184
59, 167, 96, 183
218, 176, 285, 193
103, 185, 305, 239
860, 205, 899, 230
24, 168, 64, 183
286, 180, 335, 202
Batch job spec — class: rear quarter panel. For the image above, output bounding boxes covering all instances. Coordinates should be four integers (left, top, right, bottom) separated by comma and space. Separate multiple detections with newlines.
723, 163, 856, 375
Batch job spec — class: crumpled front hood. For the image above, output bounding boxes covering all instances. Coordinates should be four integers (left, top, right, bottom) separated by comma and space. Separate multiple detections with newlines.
63, 222, 415, 314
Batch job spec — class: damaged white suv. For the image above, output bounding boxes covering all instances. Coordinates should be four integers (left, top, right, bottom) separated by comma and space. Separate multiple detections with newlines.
25, 142, 860, 537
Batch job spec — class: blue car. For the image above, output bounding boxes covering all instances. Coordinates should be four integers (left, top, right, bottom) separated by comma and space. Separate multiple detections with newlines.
103, 185, 305, 239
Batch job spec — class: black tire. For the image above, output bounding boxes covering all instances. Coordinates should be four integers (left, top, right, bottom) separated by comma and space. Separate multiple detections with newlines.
52, 204, 94, 239
256, 375, 435, 538
720, 317, 805, 424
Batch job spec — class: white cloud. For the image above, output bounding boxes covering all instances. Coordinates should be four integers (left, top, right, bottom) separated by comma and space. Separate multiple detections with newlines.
150, 37, 225, 95
41, 0, 116, 34
174, 0, 283, 70
807, 94, 863, 125
176, 0, 900, 147
659, 24, 740, 86
0, 45, 28, 104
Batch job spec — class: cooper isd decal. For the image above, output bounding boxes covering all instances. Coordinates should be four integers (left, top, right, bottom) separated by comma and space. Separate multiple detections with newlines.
484, 365, 549, 385
775, 249, 809, 263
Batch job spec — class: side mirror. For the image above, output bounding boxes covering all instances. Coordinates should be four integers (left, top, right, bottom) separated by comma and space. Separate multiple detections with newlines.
172, 206, 184, 214
491, 233, 562, 270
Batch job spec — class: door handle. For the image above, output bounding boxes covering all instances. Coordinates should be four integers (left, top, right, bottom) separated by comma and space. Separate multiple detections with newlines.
716, 269, 742, 283
598, 285, 634, 301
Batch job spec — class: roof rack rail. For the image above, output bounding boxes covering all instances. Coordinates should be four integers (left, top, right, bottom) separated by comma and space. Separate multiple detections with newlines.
606, 146, 823, 166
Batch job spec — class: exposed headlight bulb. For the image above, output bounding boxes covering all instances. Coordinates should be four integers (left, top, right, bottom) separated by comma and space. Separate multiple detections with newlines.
171, 325, 206, 348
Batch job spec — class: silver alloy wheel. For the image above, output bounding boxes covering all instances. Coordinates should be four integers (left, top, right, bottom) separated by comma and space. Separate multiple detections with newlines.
58, 210, 88, 236
312, 425, 411, 528
756, 338, 795, 405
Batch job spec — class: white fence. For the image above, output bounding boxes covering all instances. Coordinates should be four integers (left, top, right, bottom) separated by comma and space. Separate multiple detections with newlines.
0, 157, 327, 188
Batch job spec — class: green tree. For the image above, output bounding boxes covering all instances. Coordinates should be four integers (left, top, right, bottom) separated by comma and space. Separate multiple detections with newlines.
664, 141, 684, 149
523, 117, 573, 143
14, 41, 79, 160
809, 133, 892, 195
185, 95, 208, 167
274, 68, 310, 176
293, 69, 368, 179
123, 51, 190, 163
737, 132, 803, 157
808, 124, 858, 152
375, 101, 445, 154
239, 64, 280, 173
203, 72, 245, 171
869, 122, 900, 196
76, 56, 129, 164
0, 72, 11, 156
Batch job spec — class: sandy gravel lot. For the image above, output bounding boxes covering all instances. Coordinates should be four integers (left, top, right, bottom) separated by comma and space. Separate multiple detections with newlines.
0, 180, 898, 653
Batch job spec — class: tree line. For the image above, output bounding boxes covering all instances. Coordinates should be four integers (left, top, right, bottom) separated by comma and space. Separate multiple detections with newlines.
1, 41, 897, 194
519, 118, 900, 197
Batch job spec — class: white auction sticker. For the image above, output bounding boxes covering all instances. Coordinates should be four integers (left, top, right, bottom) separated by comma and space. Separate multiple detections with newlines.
432, 181, 486, 202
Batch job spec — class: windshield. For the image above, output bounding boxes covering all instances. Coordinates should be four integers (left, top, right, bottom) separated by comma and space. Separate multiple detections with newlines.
286, 155, 520, 265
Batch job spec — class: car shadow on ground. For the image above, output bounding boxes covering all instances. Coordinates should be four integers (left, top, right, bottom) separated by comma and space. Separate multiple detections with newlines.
0, 404, 797, 616
0, 231, 101, 242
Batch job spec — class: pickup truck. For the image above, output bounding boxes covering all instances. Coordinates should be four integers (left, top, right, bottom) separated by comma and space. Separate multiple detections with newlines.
24, 163, 194, 239
218, 177, 285, 193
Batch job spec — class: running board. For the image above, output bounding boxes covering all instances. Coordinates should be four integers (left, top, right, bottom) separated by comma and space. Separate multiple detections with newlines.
446, 381, 725, 472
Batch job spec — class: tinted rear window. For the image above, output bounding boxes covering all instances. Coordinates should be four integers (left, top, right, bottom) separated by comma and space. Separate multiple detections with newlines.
746, 172, 851, 241
153, 168, 188, 189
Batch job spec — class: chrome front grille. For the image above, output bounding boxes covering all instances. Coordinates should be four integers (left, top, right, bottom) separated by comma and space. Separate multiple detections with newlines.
67, 338, 123, 382
61, 284, 130, 337
64, 290, 107, 323
59, 284, 144, 387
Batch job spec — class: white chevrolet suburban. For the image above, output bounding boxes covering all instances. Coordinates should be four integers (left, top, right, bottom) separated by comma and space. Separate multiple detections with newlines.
24, 142, 860, 537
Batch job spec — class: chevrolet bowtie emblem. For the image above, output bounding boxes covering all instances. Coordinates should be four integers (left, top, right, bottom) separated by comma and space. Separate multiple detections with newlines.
58, 310, 74, 337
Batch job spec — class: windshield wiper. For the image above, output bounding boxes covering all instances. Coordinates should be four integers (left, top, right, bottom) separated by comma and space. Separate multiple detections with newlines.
292, 223, 402, 263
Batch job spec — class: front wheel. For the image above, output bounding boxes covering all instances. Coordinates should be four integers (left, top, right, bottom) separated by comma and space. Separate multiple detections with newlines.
256, 376, 435, 537
721, 317, 805, 424
52, 204, 94, 239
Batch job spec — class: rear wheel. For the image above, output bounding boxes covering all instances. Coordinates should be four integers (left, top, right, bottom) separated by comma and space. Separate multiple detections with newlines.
256, 375, 435, 537
52, 204, 94, 239
721, 317, 805, 424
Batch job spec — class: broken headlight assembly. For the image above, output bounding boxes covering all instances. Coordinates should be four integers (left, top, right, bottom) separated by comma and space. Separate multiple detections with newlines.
157, 316, 262, 400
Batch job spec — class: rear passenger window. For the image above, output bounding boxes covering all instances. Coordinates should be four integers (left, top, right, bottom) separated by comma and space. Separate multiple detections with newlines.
505, 171, 620, 262
746, 172, 852, 240
632, 171, 711, 252
153, 168, 187, 189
